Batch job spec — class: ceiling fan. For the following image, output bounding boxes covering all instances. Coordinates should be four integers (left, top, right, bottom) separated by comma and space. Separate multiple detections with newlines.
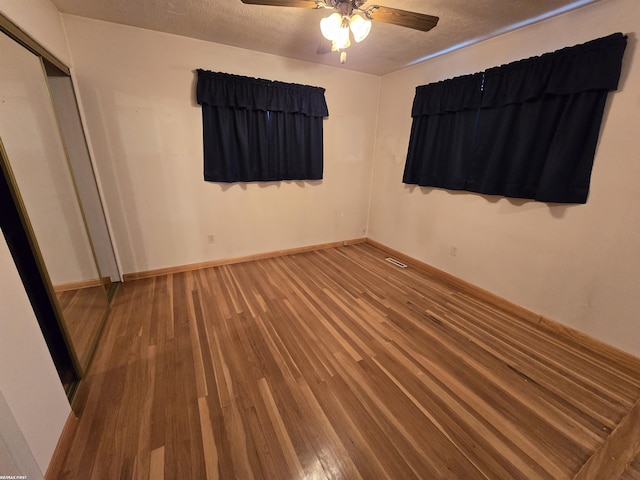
239, 0, 439, 63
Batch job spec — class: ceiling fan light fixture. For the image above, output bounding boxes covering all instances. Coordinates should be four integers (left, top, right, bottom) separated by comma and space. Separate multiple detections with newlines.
243, 0, 440, 65
320, 12, 342, 40
349, 13, 371, 42
333, 25, 351, 49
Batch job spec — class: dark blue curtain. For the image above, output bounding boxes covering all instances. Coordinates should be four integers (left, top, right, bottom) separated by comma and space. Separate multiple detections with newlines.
197, 70, 329, 182
403, 73, 483, 189
403, 33, 627, 204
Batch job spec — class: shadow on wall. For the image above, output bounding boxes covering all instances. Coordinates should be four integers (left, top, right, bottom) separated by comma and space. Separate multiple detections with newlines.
617, 31, 636, 91
82, 85, 150, 273
405, 184, 575, 219
214, 179, 324, 192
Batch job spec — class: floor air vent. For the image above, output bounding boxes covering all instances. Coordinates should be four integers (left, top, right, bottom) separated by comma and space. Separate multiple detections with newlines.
385, 257, 407, 268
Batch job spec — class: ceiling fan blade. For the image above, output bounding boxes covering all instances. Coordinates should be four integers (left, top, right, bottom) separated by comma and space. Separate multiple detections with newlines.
367, 6, 439, 32
240, 0, 320, 8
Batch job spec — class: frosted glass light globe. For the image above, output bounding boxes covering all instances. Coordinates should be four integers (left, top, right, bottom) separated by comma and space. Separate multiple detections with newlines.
350, 14, 371, 42
320, 13, 342, 40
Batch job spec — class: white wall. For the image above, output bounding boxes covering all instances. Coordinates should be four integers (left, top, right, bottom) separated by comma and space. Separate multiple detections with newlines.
0, 391, 44, 479
370, 0, 640, 357
62, 15, 380, 276
0, 236, 71, 474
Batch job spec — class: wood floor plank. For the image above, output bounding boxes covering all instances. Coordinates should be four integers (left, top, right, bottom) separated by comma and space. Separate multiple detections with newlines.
621, 454, 640, 480
574, 399, 640, 480
148, 446, 164, 480
53, 243, 640, 479
257, 378, 306, 479
197, 397, 219, 480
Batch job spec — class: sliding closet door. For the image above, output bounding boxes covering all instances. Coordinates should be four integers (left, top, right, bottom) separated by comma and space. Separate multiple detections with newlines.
0, 31, 109, 373
47, 73, 121, 286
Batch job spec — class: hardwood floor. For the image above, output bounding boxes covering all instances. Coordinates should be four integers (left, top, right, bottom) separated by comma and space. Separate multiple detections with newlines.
51, 243, 640, 479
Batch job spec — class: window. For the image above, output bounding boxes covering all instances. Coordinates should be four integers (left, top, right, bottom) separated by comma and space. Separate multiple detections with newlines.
196, 70, 329, 182
403, 33, 627, 204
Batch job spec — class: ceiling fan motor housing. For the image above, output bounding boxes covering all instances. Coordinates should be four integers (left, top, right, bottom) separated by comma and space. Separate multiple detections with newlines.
323, 0, 367, 15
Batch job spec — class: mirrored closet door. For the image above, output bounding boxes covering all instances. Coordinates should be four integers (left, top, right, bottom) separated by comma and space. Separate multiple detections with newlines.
0, 26, 117, 385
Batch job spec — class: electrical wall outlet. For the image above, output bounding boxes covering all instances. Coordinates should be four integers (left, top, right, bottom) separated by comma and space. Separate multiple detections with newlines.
450, 246, 457, 256
207, 234, 215, 244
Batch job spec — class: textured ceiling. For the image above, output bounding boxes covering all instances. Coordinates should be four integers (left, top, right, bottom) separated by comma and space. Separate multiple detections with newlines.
50, 0, 601, 75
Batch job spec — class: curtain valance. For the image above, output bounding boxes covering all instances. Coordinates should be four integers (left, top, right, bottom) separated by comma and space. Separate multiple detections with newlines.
482, 33, 627, 107
196, 70, 329, 117
411, 73, 483, 116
